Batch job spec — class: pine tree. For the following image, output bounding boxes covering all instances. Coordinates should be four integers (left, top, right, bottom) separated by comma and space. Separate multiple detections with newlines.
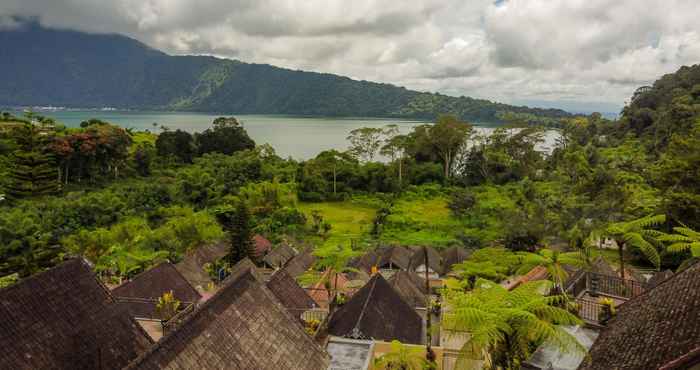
216, 200, 255, 266
6, 122, 59, 199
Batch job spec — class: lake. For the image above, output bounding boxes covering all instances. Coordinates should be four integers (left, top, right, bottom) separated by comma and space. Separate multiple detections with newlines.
16, 110, 558, 160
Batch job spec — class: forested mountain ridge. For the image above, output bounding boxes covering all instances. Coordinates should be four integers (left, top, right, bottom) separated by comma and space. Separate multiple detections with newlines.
0, 22, 570, 121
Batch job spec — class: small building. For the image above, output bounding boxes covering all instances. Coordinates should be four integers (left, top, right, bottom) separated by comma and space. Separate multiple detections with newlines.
578, 261, 700, 370
263, 243, 298, 269
409, 246, 443, 279
125, 259, 330, 370
376, 245, 413, 277
174, 242, 227, 290
0, 258, 153, 370
283, 248, 316, 278
266, 269, 317, 320
388, 270, 428, 309
253, 234, 273, 260
326, 337, 374, 370
328, 273, 423, 344
349, 250, 380, 273
441, 246, 471, 275
307, 270, 351, 309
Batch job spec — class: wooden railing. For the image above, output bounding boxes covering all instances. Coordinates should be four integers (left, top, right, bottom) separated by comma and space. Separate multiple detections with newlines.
576, 298, 604, 324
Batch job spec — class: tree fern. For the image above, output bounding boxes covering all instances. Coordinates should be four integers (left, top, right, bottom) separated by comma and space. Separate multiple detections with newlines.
659, 225, 700, 258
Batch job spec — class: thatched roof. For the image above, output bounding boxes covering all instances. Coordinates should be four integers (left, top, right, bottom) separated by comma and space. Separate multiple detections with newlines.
126, 259, 330, 370
387, 271, 428, 308
579, 261, 700, 370
376, 245, 412, 270
441, 246, 471, 274
113, 262, 202, 319
408, 246, 443, 274
266, 269, 317, 318
263, 243, 297, 269
328, 274, 423, 344
283, 248, 316, 278
0, 259, 152, 370
174, 242, 227, 289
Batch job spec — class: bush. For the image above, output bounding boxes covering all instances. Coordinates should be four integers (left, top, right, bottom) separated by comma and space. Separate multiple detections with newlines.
448, 188, 476, 217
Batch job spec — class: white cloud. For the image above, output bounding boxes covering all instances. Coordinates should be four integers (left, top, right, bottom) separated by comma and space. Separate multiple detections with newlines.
1, 0, 700, 112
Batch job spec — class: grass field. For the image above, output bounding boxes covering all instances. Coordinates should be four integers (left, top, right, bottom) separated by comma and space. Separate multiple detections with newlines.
298, 200, 378, 248
381, 196, 462, 247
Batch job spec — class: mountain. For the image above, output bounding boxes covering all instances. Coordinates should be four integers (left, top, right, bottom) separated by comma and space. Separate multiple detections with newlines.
0, 22, 571, 122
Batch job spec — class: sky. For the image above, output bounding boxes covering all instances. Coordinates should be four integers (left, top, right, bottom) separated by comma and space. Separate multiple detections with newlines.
2, 0, 700, 114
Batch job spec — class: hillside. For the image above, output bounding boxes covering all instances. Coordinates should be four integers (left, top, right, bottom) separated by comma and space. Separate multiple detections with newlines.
0, 22, 570, 121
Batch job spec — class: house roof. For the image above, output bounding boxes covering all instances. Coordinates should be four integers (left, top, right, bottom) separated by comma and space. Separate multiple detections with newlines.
307, 270, 351, 309
283, 248, 316, 278
578, 261, 700, 370
408, 246, 443, 274
126, 259, 330, 370
174, 242, 227, 289
387, 271, 428, 308
503, 265, 549, 291
263, 243, 297, 269
327, 274, 423, 344
349, 251, 379, 273
253, 234, 273, 258
588, 256, 617, 277
266, 269, 317, 317
441, 246, 471, 275
376, 245, 412, 270
113, 262, 202, 319
0, 258, 152, 370
646, 269, 674, 289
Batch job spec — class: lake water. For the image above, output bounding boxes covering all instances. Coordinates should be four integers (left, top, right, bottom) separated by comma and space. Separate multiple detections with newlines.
17, 110, 558, 160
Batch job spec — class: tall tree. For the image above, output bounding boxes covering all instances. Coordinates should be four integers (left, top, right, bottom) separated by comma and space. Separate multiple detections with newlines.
346, 127, 383, 162
413, 115, 472, 178
156, 129, 195, 163
380, 124, 410, 187
216, 200, 256, 266
6, 122, 59, 198
196, 117, 255, 156
604, 214, 666, 279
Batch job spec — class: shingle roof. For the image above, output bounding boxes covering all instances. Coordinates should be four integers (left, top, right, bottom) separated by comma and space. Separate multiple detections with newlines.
578, 261, 700, 370
408, 246, 443, 274
589, 256, 617, 277
307, 270, 351, 309
283, 248, 316, 278
328, 274, 423, 344
349, 251, 380, 273
266, 269, 317, 318
387, 271, 428, 308
126, 259, 330, 370
646, 269, 674, 289
253, 234, 273, 258
113, 262, 202, 319
441, 246, 471, 274
0, 258, 152, 370
263, 243, 297, 269
174, 242, 227, 289
376, 246, 412, 270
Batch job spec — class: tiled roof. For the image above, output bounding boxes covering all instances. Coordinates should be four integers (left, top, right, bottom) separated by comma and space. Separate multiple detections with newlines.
253, 234, 273, 258
646, 269, 674, 289
328, 274, 423, 344
388, 270, 428, 308
408, 246, 443, 274
283, 248, 316, 278
174, 242, 227, 289
441, 246, 471, 275
126, 259, 330, 370
578, 261, 700, 370
266, 269, 317, 317
263, 243, 297, 269
0, 258, 152, 370
307, 270, 350, 309
113, 262, 202, 319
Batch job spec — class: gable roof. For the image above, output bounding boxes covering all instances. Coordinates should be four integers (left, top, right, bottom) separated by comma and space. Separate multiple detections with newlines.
387, 271, 428, 308
263, 243, 297, 269
307, 270, 351, 309
441, 246, 471, 274
283, 248, 316, 278
266, 269, 317, 318
126, 259, 330, 370
578, 261, 700, 370
113, 262, 202, 319
589, 256, 617, 277
0, 259, 152, 370
349, 251, 379, 273
174, 242, 227, 289
328, 274, 423, 344
408, 246, 443, 274
376, 245, 412, 270
253, 234, 273, 258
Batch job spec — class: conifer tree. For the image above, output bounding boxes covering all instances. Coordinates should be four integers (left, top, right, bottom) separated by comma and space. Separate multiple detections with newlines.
216, 200, 256, 266
6, 122, 59, 199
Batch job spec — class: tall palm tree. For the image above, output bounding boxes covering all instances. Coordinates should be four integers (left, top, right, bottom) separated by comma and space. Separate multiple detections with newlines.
604, 214, 665, 279
442, 279, 583, 370
516, 249, 584, 294
659, 225, 700, 258
373, 340, 432, 370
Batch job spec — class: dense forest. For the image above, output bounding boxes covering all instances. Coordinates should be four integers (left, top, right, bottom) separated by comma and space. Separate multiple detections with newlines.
0, 21, 569, 122
1, 63, 700, 287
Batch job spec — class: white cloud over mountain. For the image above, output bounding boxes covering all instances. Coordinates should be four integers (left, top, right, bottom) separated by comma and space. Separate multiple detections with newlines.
2, 0, 700, 112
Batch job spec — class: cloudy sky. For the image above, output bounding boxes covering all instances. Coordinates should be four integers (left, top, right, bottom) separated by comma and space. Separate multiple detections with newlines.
2, 0, 700, 113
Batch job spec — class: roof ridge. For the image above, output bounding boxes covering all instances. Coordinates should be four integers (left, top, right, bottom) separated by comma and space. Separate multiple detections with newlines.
352, 274, 379, 336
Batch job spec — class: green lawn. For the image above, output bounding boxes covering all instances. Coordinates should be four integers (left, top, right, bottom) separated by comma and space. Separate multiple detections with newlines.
298, 200, 378, 248
381, 196, 462, 247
